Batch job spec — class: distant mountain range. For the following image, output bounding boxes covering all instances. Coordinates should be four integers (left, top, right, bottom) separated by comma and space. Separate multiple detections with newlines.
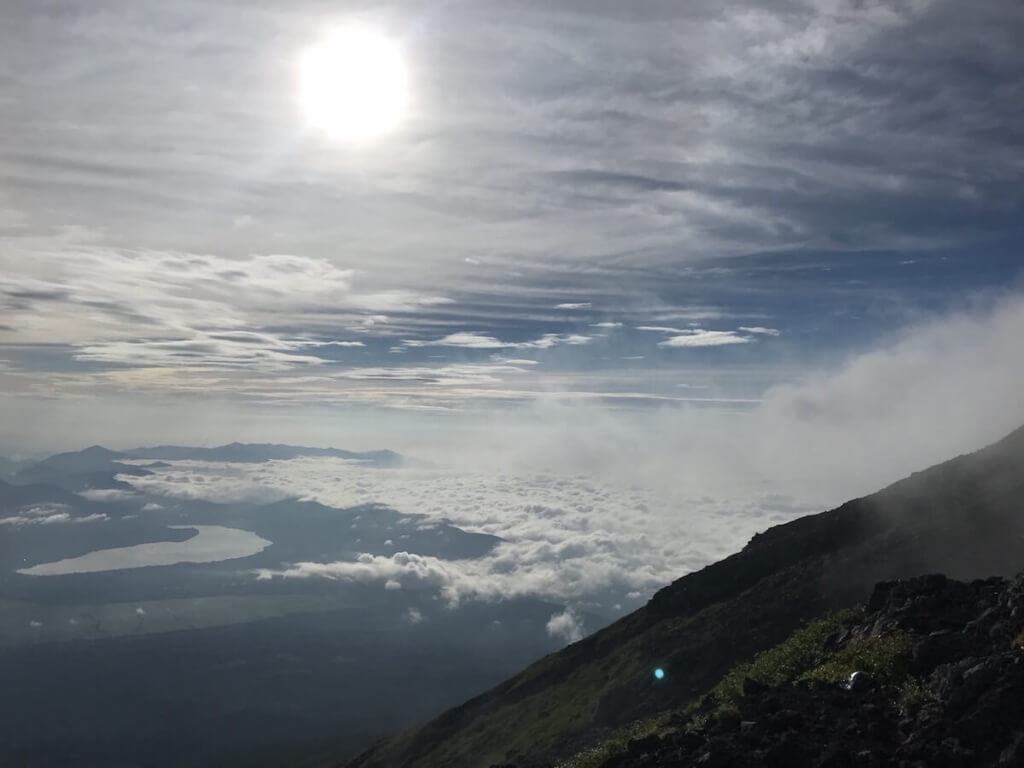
344, 425, 1024, 768
0, 478, 84, 509
0, 442, 403, 493
124, 442, 403, 466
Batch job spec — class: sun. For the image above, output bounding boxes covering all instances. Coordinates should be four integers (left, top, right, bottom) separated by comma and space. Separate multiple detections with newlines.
299, 26, 408, 142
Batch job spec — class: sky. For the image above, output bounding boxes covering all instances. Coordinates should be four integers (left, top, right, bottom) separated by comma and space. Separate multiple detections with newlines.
1, 1, 1022, 464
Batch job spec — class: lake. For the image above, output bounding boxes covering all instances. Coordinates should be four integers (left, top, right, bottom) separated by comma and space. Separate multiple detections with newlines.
17, 525, 272, 576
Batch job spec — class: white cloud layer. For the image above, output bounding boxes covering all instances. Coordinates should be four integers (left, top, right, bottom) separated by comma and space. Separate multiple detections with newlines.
141, 460, 766, 608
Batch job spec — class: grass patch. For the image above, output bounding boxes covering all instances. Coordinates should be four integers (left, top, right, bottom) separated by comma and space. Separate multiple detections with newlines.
557, 607, 909, 767
702, 605, 916, 723
799, 631, 912, 685
707, 607, 863, 713
896, 677, 932, 717
555, 714, 672, 768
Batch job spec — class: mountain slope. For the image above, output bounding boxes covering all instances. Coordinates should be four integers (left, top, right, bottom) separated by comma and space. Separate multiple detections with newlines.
589, 573, 1024, 767
345, 425, 1024, 768
0, 478, 87, 509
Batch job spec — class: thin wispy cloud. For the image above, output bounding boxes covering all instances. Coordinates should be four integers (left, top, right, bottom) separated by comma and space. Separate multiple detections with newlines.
659, 331, 755, 348
402, 332, 593, 351
0, 0, 1019, 444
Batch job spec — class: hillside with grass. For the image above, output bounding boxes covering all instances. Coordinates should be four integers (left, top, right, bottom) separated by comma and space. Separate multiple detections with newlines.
343, 425, 1024, 768
556, 572, 1024, 767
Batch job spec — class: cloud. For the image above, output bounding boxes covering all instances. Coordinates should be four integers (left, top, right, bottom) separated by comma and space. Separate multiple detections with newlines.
125, 462, 291, 504
1, 505, 108, 526
260, 551, 457, 593
332, 362, 535, 386
555, 303, 592, 310
11, 504, 70, 517
0, 244, 451, 372
75, 334, 329, 371
590, 322, 622, 329
0, 208, 28, 231
402, 332, 593, 350
491, 357, 540, 366
294, 340, 367, 348
405, 608, 424, 624
739, 327, 781, 336
747, 291, 1024, 496
140, 454, 812, 610
403, 332, 510, 350
636, 325, 758, 347
659, 330, 754, 347
77, 489, 137, 502
546, 609, 585, 644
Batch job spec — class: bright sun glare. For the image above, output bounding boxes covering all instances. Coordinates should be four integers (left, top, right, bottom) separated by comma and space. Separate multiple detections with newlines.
300, 26, 408, 142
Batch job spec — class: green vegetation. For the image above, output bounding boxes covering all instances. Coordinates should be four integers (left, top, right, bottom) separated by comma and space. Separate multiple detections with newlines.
800, 630, 912, 685
555, 714, 671, 768
705, 605, 915, 716
707, 607, 863, 714
353, 426, 1024, 768
354, 558, 834, 768
556, 605, 918, 767
896, 677, 932, 717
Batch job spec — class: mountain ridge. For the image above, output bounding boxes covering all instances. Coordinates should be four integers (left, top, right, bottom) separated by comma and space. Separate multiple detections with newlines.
344, 424, 1024, 768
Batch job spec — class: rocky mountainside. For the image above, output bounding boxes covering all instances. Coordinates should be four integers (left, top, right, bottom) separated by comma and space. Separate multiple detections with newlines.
561, 573, 1024, 768
345, 425, 1024, 768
